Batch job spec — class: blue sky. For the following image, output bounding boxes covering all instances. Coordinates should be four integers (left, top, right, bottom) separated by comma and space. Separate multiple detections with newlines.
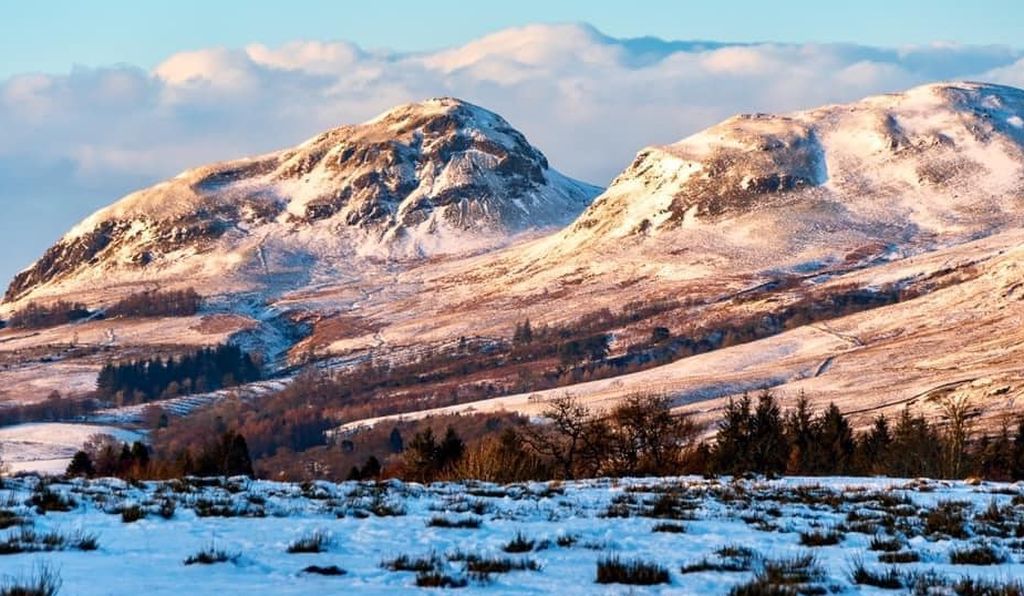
1, 2, 1023, 289
3, 0, 1023, 78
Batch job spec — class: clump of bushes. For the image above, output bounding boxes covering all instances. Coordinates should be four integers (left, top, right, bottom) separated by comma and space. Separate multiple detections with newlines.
730, 554, 822, 595
0, 528, 98, 555
287, 530, 332, 554
464, 555, 540, 574
426, 516, 481, 529
595, 556, 670, 585
924, 501, 969, 539
383, 553, 443, 573
414, 571, 468, 588
120, 505, 145, 523
28, 486, 75, 514
949, 542, 1005, 565
849, 559, 904, 589
878, 551, 920, 564
799, 528, 844, 547
0, 562, 62, 596
681, 545, 756, 574
8, 300, 90, 329
184, 544, 237, 565
502, 532, 535, 553
868, 536, 904, 552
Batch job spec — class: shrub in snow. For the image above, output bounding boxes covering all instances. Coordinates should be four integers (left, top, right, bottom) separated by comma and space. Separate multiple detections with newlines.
120, 505, 145, 523
426, 516, 481, 529
414, 571, 468, 588
849, 558, 904, 589
0, 562, 61, 596
949, 542, 1005, 565
798, 527, 844, 547
878, 551, 920, 564
595, 556, 670, 585
502, 532, 535, 553
183, 544, 237, 565
286, 529, 332, 554
382, 553, 443, 573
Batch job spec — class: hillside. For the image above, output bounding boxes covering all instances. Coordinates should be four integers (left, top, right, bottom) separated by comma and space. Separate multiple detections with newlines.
4, 97, 599, 305
3, 82, 1024, 446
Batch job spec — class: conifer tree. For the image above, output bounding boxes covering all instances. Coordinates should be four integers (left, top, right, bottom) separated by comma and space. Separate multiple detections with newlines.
66, 450, 94, 477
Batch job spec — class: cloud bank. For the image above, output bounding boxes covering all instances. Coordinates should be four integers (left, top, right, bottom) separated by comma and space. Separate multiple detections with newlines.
2, 23, 1024, 280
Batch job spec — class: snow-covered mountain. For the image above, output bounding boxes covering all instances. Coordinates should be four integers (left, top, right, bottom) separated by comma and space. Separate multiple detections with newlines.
5, 98, 599, 303
6, 82, 1024, 433
556, 82, 1024, 263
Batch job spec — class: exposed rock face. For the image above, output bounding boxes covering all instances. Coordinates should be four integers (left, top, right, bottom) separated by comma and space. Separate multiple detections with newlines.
5, 98, 599, 303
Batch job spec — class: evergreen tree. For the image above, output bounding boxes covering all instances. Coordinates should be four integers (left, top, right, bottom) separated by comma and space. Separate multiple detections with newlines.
784, 391, 816, 475
856, 414, 892, 475
388, 427, 404, 453
713, 393, 753, 475
814, 403, 855, 474
438, 427, 465, 468
130, 441, 150, 469
222, 432, 254, 477
749, 389, 787, 476
889, 406, 943, 478
66, 450, 94, 477
404, 428, 439, 481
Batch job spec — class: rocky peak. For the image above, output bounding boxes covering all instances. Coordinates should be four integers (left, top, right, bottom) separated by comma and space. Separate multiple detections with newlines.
4, 98, 599, 303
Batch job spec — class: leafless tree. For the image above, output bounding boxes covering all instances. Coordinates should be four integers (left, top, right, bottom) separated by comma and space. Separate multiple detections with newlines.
604, 392, 700, 476
938, 393, 978, 479
519, 393, 597, 479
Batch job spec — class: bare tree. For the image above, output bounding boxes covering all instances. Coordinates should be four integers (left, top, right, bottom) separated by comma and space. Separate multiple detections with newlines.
519, 393, 596, 479
938, 393, 978, 479
605, 392, 700, 476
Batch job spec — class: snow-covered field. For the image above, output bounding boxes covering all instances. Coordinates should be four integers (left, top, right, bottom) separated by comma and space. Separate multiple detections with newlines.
2, 475, 1024, 594
0, 424, 142, 475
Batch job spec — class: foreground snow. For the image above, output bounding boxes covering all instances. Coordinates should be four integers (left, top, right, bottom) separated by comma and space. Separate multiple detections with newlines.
1, 475, 1023, 594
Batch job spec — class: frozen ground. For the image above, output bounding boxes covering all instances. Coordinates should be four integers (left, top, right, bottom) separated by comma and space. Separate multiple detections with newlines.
0, 424, 142, 475
1, 475, 1023, 594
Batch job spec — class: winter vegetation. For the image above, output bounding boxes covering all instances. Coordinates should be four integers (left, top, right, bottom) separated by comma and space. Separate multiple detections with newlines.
104, 288, 202, 319
5, 301, 90, 330
1, 472, 1024, 593
95, 344, 261, 406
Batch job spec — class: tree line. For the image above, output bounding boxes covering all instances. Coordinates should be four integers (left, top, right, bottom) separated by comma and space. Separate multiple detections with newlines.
7, 300, 91, 329
339, 390, 1024, 484
67, 430, 254, 479
56, 389, 1024, 485
96, 344, 260, 405
105, 288, 201, 318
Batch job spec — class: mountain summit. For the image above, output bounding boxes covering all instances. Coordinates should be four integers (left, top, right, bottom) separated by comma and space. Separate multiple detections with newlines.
6, 98, 599, 303
561, 82, 1024, 259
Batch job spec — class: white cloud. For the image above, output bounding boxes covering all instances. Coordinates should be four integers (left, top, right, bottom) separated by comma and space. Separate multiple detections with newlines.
982, 57, 1024, 87
1, 23, 1023, 277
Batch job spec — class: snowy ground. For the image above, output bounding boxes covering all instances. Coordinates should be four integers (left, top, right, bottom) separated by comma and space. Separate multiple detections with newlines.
1, 475, 1024, 594
89, 378, 293, 425
0, 424, 142, 475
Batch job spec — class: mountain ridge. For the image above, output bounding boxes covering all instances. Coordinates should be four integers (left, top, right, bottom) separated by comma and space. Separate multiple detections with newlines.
560, 81, 1024, 254
5, 97, 599, 304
